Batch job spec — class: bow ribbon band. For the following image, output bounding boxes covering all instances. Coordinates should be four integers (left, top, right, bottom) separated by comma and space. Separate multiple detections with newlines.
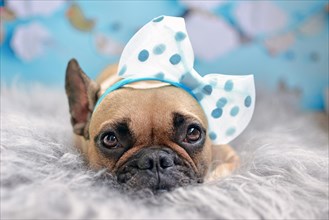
95, 16, 255, 144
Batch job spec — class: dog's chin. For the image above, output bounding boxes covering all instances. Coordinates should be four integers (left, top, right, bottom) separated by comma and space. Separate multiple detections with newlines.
115, 147, 201, 194
117, 167, 200, 194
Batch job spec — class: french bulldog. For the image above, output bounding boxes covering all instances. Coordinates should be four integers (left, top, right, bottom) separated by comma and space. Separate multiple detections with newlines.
65, 59, 239, 193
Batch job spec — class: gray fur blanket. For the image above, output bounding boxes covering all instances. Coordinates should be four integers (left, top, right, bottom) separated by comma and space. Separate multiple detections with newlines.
1, 84, 328, 219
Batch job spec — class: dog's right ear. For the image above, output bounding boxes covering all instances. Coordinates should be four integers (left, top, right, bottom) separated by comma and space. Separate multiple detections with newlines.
65, 59, 100, 139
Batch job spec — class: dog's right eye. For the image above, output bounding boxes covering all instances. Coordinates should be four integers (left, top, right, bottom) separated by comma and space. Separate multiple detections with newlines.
102, 133, 119, 149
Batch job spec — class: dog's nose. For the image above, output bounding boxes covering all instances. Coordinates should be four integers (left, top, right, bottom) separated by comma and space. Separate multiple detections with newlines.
137, 149, 174, 170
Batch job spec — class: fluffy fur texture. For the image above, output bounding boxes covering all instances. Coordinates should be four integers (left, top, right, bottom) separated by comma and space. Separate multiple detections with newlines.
1, 84, 328, 219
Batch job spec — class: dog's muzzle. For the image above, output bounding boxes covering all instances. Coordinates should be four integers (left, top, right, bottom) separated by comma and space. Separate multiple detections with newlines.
116, 146, 199, 193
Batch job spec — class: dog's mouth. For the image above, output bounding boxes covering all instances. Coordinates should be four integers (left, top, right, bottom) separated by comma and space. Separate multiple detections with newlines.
115, 147, 202, 193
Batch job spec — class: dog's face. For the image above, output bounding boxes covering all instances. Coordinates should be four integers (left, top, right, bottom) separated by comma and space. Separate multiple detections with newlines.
65, 59, 213, 193
89, 87, 213, 191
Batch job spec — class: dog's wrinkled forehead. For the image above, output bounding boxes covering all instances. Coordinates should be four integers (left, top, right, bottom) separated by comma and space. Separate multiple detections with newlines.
89, 86, 207, 139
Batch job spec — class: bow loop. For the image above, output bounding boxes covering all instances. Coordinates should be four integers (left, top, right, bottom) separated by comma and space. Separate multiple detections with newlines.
118, 16, 194, 82
197, 74, 255, 144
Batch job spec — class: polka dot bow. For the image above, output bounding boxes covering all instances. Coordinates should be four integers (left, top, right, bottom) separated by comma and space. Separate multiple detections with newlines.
99, 15, 255, 145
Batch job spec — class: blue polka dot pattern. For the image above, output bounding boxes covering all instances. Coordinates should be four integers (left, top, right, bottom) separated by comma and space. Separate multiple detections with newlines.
194, 93, 204, 101
244, 96, 252, 107
230, 106, 239, 117
169, 54, 181, 65
153, 16, 164, 22
175, 31, 186, 41
155, 72, 164, 79
138, 49, 149, 62
224, 80, 234, 91
118, 65, 127, 76
211, 108, 223, 118
216, 97, 227, 108
153, 44, 166, 55
226, 127, 236, 136
202, 85, 213, 95
179, 72, 200, 90
209, 132, 217, 140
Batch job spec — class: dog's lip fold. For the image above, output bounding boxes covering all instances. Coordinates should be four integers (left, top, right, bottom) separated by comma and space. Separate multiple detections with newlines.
114, 147, 201, 193
153, 186, 169, 195
113, 144, 199, 174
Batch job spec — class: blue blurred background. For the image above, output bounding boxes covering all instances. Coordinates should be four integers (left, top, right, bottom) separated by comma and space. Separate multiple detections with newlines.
1, 0, 328, 111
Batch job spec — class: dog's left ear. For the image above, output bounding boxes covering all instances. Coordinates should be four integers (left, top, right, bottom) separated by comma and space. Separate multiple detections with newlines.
65, 59, 100, 139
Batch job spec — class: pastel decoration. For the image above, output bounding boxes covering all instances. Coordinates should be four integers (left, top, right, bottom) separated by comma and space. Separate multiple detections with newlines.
95, 16, 255, 145
66, 3, 95, 32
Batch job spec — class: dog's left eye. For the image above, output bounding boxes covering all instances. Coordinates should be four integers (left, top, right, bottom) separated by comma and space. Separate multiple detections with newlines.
102, 133, 119, 148
184, 126, 201, 143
